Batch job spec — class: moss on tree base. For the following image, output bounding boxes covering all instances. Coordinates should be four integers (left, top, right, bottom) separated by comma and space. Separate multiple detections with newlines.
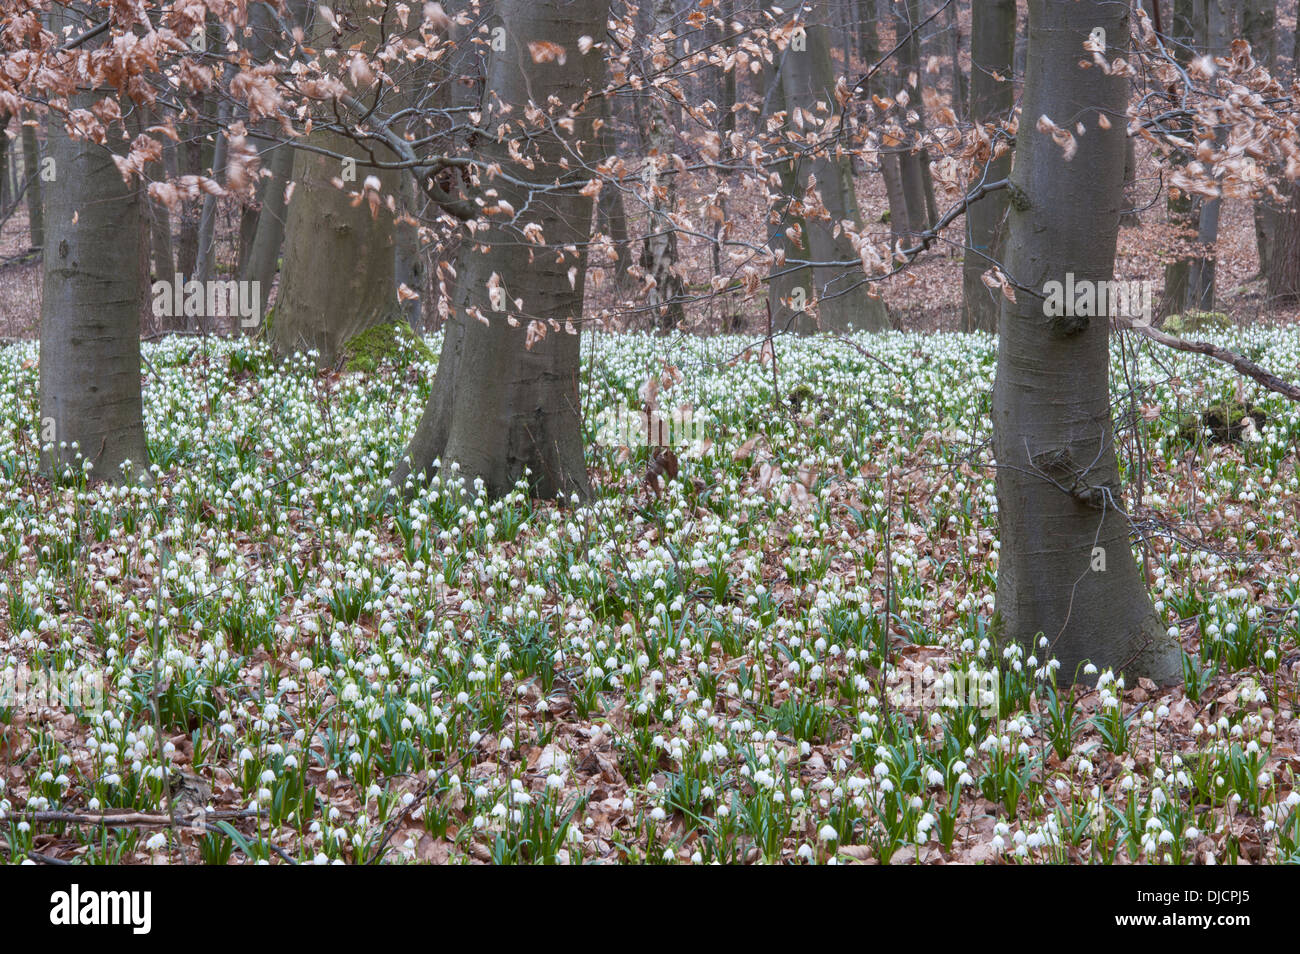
342, 320, 433, 373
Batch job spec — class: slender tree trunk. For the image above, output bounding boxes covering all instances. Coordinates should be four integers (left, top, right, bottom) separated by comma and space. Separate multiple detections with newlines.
1267, 9, 1300, 305
642, 0, 687, 328
993, 0, 1181, 685
961, 0, 1014, 332
239, 0, 312, 318
394, 172, 425, 329
1161, 0, 1196, 317
240, 141, 293, 314
174, 96, 204, 286
390, 0, 609, 500
596, 95, 634, 289
895, 0, 938, 230
0, 112, 9, 217
767, 2, 889, 333
1187, 0, 1228, 311
39, 91, 149, 484
881, 152, 909, 243
946, 0, 967, 121
1241, 0, 1275, 274
1119, 134, 1140, 227
193, 65, 233, 296
859, 1, 908, 243
21, 118, 44, 252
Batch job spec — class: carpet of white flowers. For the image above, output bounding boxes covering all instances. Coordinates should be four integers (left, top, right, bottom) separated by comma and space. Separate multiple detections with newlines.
1, 327, 1299, 864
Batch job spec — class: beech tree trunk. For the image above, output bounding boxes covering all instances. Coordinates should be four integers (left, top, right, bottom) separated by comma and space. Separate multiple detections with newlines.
961, 0, 1014, 332
1242, 0, 1276, 275
240, 141, 293, 309
39, 89, 149, 484
641, 0, 687, 329
389, 0, 609, 500
272, 122, 403, 365
596, 95, 634, 291
1161, 0, 1197, 316
993, 0, 1181, 685
272, 0, 403, 366
894, 0, 937, 229
1267, 12, 1300, 305
238, 0, 312, 316
766, 2, 889, 333
1186, 0, 1228, 311
21, 118, 43, 252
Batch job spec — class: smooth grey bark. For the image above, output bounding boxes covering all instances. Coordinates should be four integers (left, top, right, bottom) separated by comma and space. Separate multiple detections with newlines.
395, 172, 425, 329
641, 0, 687, 328
766, 2, 889, 333
1161, 0, 1196, 317
858, 2, 908, 243
1120, 134, 1140, 227
173, 96, 204, 286
39, 91, 150, 484
239, 141, 293, 308
993, 0, 1181, 685
596, 95, 634, 289
21, 118, 43, 251
895, 0, 938, 228
1242, 0, 1277, 276
945, 0, 967, 121
1267, 5, 1300, 304
272, 124, 403, 366
237, 0, 312, 315
273, 2, 403, 366
0, 112, 9, 216
389, 0, 609, 500
881, 151, 909, 243
961, 0, 1014, 332
1186, 0, 1229, 311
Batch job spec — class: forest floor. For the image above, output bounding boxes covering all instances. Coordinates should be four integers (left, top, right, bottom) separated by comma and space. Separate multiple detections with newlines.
0, 321, 1298, 864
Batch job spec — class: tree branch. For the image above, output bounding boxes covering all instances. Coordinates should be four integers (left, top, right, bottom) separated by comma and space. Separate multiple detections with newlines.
1133, 324, 1300, 402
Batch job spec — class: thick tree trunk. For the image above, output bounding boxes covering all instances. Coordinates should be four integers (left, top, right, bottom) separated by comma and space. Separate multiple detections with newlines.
21, 118, 44, 251
641, 0, 687, 329
273, 0, 403, 365
961, 0, 1014, 332
993, 0, 1181, 685
39, 91, 149, 484
767, 2, 889, 333
389, 0, 609, 500
272, 124, 403, 365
